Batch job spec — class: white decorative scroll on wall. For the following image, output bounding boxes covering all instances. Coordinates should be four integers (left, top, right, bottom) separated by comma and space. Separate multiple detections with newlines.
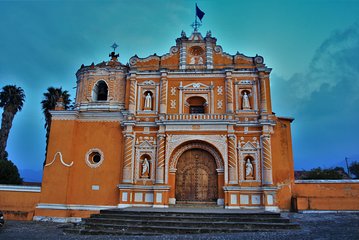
45, 152, 73, 167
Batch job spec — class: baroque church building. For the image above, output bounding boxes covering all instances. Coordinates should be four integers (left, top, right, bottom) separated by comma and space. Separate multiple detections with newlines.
36, 30, 295, 218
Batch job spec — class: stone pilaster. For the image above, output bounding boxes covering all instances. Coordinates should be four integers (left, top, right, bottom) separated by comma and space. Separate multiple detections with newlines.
122, 134, 134, 183
261, 134, 273, 185
128, 74, 137, 113
228, 134, 237, 184
160, 71, 168, 114
259, 73, 268, 114
225, 71, 234, 113
156, 134, 166, 184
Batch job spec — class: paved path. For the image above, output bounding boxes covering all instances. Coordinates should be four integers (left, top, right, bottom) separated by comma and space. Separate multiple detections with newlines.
0, 213, 358, 240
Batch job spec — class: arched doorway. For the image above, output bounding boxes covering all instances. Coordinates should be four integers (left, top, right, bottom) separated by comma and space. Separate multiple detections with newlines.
175, 148, 218, 202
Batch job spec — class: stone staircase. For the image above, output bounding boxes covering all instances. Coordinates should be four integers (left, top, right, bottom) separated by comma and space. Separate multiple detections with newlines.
63, 208, 300, 236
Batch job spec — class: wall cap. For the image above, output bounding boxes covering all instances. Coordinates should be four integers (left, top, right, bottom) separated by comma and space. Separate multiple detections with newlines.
0, 184, 41, 192
295, 180, 359, 184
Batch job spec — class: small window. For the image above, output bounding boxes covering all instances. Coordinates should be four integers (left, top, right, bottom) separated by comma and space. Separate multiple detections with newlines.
86, 148, 104, 168
187, 96, 207, 114
190, 106, 205, 114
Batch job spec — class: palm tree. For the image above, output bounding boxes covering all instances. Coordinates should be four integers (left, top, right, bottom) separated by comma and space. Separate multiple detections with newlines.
41, 87, 71, 165
0, 85, 25, 160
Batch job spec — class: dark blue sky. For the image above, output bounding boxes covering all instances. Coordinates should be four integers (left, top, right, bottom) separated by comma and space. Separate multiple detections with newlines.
1, 0, 359, 182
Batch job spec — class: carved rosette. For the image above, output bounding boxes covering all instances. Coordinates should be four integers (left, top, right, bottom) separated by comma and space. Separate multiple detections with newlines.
262, 135, 273, 185
122, 135, 134, 183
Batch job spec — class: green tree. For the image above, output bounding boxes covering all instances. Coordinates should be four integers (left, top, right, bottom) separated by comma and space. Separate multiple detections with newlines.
0, 154, 22, 184
0, 85, 26, 160
41, 87, 71, 165
349, 161, 359, 179
300, 167, 344, 180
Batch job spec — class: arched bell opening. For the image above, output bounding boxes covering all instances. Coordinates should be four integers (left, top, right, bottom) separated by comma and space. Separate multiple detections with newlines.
92, 80, 109, 101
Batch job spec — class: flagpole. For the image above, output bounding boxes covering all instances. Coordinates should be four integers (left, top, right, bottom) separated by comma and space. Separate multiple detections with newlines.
194, 3, 198, 32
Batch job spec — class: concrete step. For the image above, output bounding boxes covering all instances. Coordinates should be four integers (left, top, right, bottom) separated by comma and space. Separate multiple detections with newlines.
64, 227, 279, 236
87, 214, 290, 223
99, 209, 281, 218
77, 223, 299, 234
64, 208, 300, 236
83, 218, 295, 229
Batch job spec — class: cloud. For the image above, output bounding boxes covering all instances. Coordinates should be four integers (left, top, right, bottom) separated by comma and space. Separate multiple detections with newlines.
272, 23, 359, 169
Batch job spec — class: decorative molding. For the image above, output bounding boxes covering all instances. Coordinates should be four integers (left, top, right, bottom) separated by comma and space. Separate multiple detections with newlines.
45, 152, 73, 167
217, 100, 223, 109
217, 86, 223, 95
170, 100, 176, 109
170, 87, 177, 96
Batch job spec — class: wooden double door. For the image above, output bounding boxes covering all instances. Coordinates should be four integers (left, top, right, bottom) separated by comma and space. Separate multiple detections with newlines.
175, 148, 218, 202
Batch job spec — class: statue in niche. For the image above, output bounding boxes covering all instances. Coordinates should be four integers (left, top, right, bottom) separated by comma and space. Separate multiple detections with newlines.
141, 158, 150, 178
144, 92, 152, 110
198, 56, 203, 64
242, 92, 251, 110
190, 57, 195, 64
245, 159, 253, 179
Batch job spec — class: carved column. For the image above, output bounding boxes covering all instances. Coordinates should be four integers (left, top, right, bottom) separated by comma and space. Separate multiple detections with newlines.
128, 74, 137, 113
261, 134, 273, 185
156, 134, 166, 183
225, 71, 233, 113
122, 134, 134, 183
259, 73, 268, 114
228, 134, 237, 184
160, 71, 168, 114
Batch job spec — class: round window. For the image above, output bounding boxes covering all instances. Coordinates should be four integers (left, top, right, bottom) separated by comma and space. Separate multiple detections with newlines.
86, 149, 104, 168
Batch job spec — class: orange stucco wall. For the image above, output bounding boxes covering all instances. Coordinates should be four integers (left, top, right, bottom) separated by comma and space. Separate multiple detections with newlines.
271, 117, 295, 210
0, 188, 41, 220
294, 181, 359, 211
38, 119, 123, 213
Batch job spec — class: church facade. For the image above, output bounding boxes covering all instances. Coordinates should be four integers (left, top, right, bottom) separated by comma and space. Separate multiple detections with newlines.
35, 30, 295, 218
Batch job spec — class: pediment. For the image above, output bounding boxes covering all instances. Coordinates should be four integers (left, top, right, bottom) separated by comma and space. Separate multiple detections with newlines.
243, 141, 256, 150
137, 140, 154, 149
183, 82, 210, 90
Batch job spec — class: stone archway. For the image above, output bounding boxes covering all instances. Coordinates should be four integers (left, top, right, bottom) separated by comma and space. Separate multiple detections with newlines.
175, 148, 218, 202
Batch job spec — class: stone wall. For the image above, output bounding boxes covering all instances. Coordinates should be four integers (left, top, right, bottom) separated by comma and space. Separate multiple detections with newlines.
0, 185, 41, 220
294, 180, 359, 211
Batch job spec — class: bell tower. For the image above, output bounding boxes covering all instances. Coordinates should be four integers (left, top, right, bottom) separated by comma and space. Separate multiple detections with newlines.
75, 43, 128, 111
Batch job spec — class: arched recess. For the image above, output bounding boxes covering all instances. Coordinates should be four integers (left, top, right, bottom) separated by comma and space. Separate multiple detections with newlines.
92, 80, 109, 101
169, 140, 225, 204
170, 141, 224, 172
186, 96, 207, 114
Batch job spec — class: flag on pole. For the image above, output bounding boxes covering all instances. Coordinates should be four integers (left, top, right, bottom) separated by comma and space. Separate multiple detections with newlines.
196, 4, 205, 22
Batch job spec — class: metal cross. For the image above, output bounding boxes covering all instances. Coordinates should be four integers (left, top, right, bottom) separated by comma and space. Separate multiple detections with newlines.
111, 42, 118, 52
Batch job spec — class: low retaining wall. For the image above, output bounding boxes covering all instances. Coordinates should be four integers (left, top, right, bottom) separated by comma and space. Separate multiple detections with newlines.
294, 180, 359, 211
0, 185, 41, 220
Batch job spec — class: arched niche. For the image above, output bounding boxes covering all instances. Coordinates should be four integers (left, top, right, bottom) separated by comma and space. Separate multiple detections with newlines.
92, 80, 108, 101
